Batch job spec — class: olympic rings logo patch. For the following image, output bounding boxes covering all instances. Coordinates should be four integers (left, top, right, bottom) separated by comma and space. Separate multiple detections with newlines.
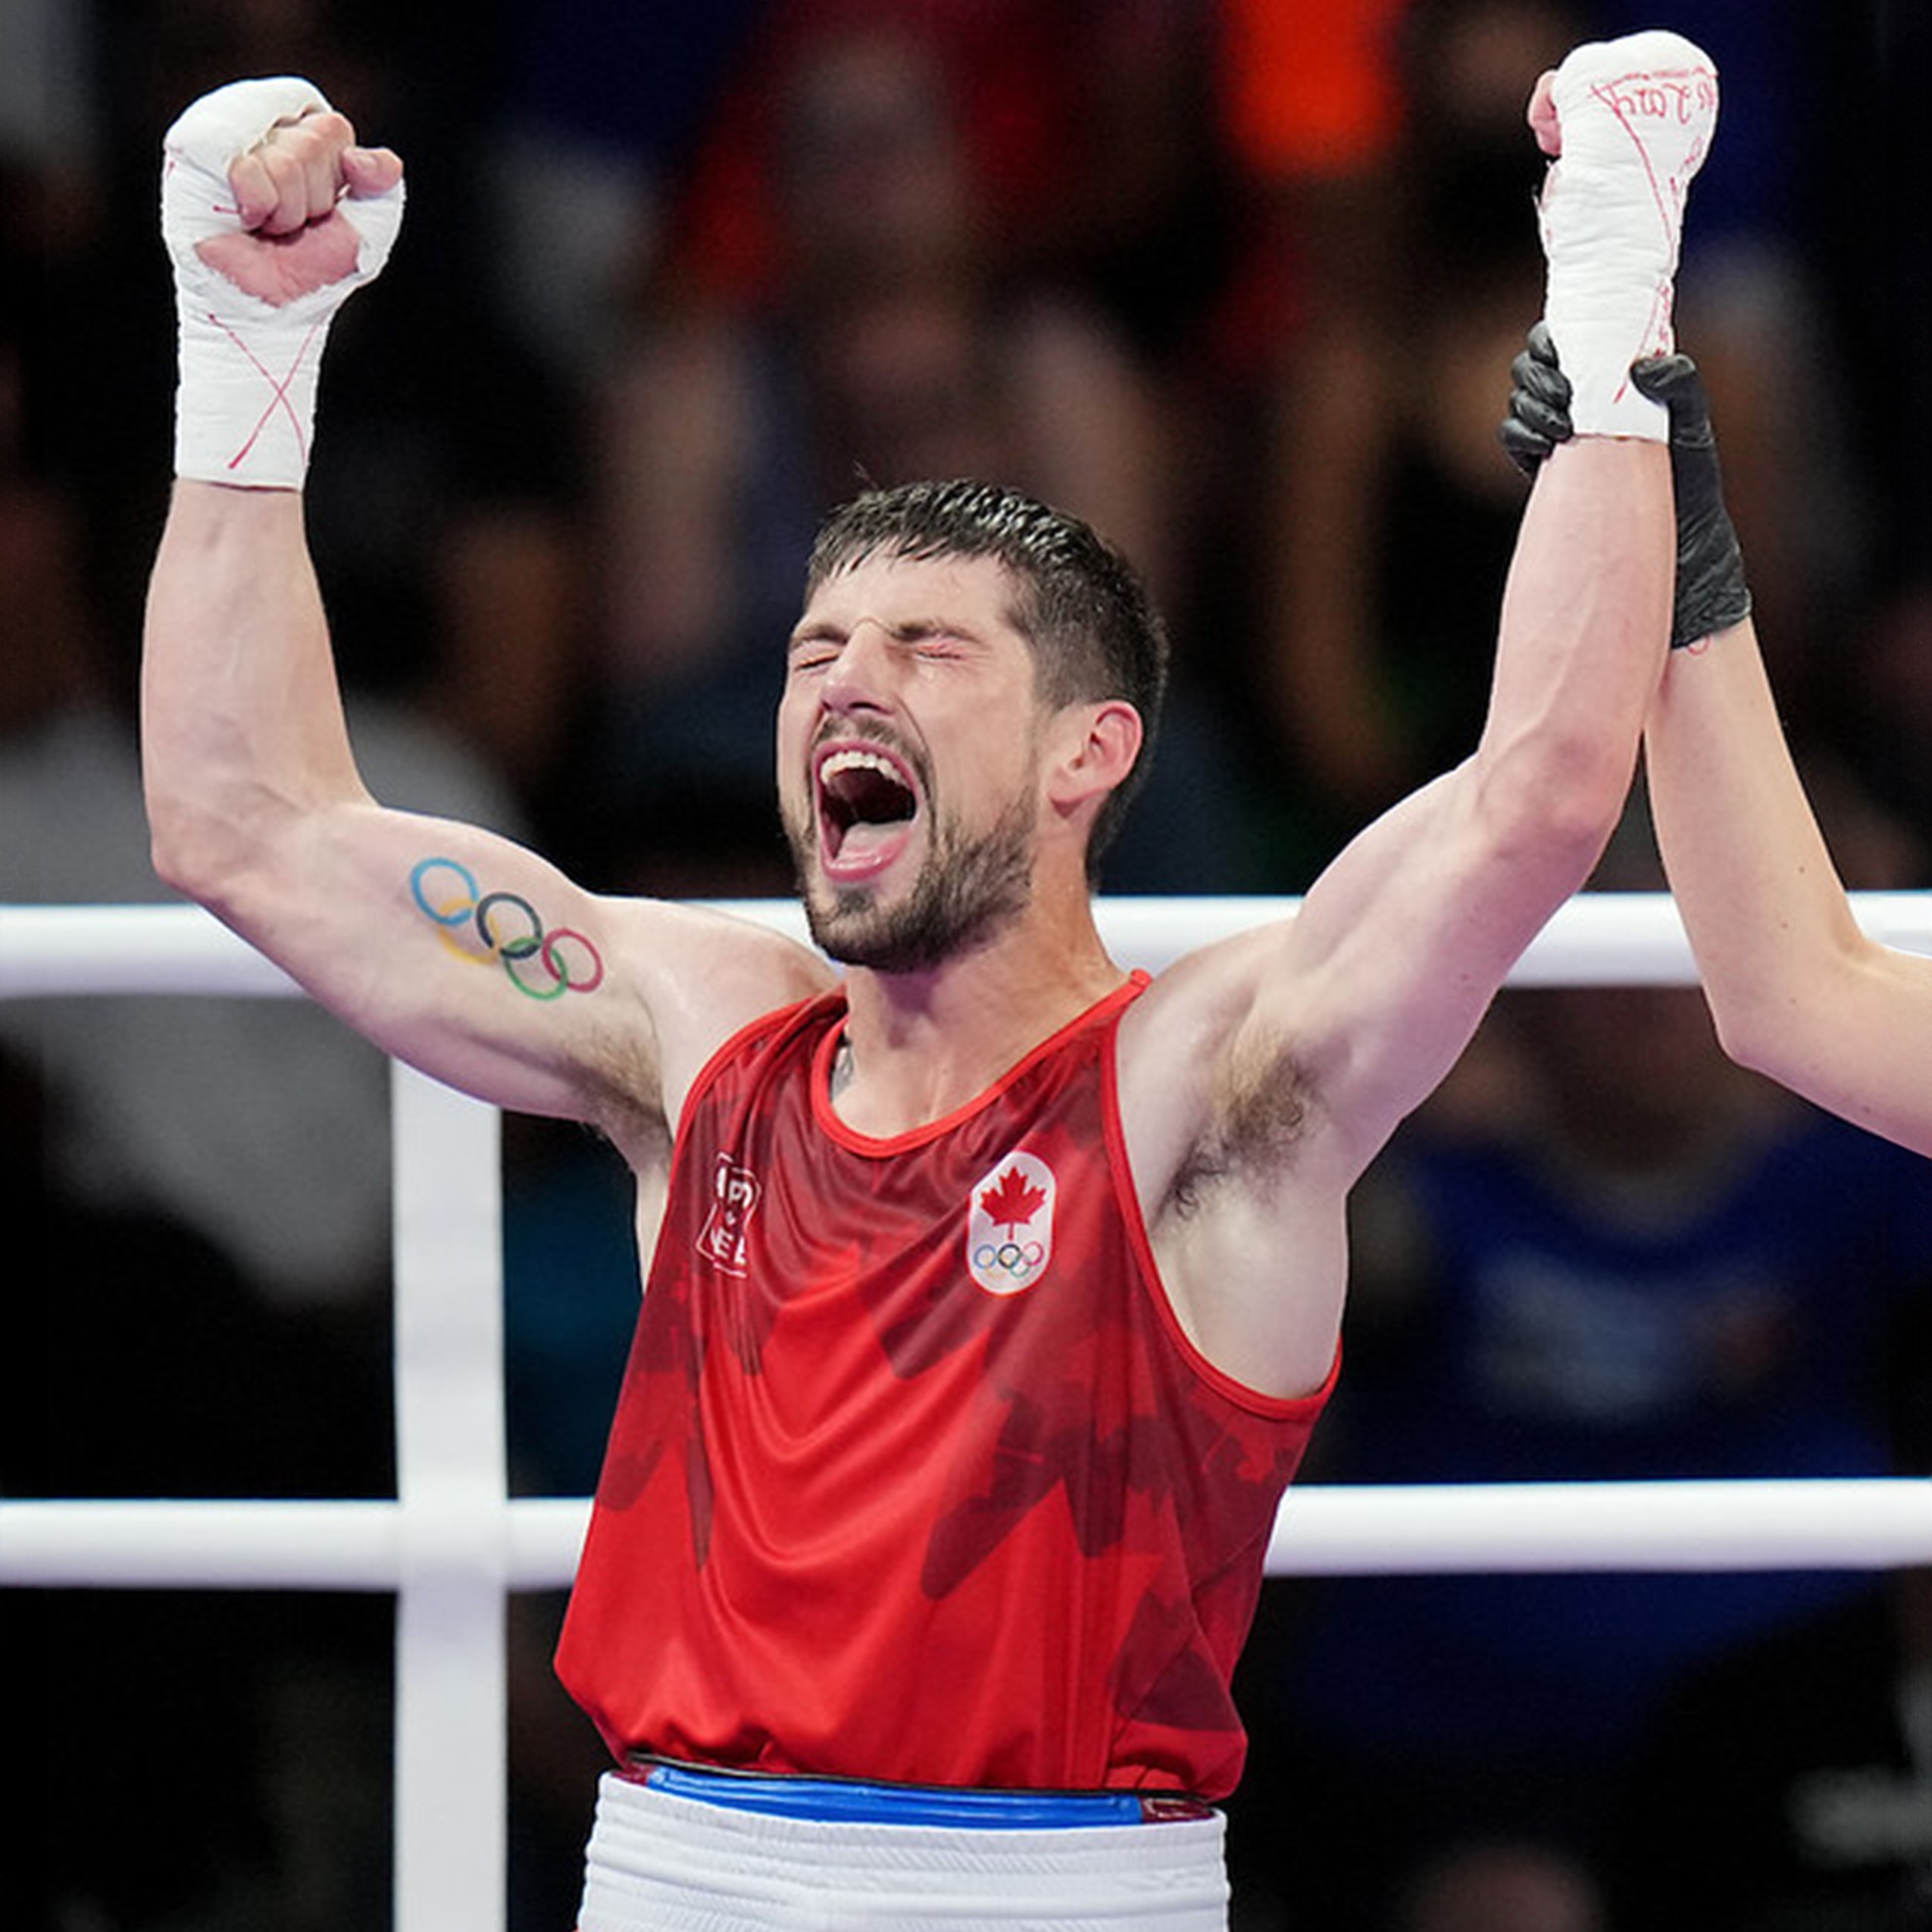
966, 1149, 1057, 1297
410, 856, 605, 1002
972, 1236, 1047, 1285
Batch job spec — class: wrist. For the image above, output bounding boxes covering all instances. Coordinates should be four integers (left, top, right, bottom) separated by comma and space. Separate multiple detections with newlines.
173, 295, 335, 487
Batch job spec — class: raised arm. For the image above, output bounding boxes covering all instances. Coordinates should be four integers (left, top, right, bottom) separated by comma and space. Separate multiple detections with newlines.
1168, 37, 1708, 1177
1648, 611, 1932, 1153
1630, 357, 1932, 1154
1119, 37, 1702, 1396
1500, 298, 1932, 1155
141, 82, 827, 1155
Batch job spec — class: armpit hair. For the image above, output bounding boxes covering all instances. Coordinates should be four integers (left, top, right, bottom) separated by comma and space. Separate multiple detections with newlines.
580, 1015, 673, 1158
1169, 1039, 1312, 1218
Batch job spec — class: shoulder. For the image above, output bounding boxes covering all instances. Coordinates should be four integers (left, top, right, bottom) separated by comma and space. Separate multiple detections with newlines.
592, 897, 837, 1146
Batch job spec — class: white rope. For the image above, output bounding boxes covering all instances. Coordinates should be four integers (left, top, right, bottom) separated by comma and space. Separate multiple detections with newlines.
6, 889, 1928, 997
5, 893, 1930, 1932
7, 1477, 1930, 1592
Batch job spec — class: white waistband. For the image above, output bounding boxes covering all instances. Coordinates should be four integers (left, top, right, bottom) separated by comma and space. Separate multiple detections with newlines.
579, 1769, 1230, 1931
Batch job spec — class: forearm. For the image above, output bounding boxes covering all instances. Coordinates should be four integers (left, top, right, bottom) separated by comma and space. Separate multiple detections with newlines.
1479, 435, 1673, 857
142, 481, 370, 906
1650, 617, 1932, 1153
143, 80, 407, 913
1645, 616, 1903, 1089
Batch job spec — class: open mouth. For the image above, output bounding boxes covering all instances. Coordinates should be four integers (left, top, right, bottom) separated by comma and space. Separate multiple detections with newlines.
816, 743, 920, 873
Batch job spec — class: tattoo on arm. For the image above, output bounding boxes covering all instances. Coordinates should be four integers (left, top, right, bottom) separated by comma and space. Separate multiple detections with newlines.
410, 856, 605, 1002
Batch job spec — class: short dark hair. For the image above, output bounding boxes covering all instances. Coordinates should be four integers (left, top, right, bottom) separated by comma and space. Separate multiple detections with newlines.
805, 480, 1169, 875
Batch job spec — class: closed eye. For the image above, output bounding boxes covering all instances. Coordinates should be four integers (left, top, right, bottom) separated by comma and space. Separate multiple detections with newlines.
892, 619, 976, 658
786, 614, 993, 693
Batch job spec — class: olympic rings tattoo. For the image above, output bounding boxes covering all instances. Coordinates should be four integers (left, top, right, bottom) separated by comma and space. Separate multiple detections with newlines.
409, 856, 605, 1002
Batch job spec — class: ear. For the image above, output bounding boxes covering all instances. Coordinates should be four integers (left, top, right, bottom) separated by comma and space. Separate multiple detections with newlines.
1045, 699, 1143, 816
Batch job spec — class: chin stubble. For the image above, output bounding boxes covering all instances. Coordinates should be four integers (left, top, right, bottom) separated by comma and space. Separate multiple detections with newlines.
792, 789, 1037, 972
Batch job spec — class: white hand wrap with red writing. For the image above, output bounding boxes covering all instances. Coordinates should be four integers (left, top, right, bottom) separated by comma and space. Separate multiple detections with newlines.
1537, 32, 1718, 439
161, 77, 405, 487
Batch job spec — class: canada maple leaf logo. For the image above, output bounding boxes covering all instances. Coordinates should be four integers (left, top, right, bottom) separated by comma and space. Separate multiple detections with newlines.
967, 1149, 1057, 1297
980, 1165, 1047, 1233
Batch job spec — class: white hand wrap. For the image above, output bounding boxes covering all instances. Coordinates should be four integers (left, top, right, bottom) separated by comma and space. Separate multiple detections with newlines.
161, 77, 405, 487
1537, 32, 1718, 438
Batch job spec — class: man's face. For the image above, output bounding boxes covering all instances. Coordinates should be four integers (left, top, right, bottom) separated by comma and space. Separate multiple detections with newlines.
777, 551, 1049, 971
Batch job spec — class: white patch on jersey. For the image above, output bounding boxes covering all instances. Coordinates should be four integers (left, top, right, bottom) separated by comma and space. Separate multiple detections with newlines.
967, 1149, 1056, 1297
697, 1152, 761, 1274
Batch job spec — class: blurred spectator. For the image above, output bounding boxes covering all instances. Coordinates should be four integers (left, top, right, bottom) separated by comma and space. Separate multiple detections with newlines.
1, 0, 586, 1313
1803, 2, 1932, 860
1606, 1558, 1932, 1932
0, 530, 528, 1324
1395, 1838, 1609, 1932
1222, 0, 1860, 882
610, 0, 1240, 373
1232, 0, 1593, 876
1216, 0, 1410, 337
1836, 584, 1932, 870
568, 0, 1266, 896
1602, 1297, 1932, 1932
480, 0, 774, 395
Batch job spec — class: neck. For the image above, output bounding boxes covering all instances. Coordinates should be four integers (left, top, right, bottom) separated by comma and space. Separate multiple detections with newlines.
833, 903, 1124, 1133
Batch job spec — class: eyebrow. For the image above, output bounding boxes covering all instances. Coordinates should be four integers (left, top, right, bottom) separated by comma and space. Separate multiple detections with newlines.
787, 614, 989, 650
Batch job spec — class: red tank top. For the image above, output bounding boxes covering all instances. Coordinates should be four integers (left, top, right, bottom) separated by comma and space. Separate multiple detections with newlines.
555, 974, 1333, 1798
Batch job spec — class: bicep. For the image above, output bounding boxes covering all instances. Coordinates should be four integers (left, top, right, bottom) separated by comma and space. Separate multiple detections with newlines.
1127, 758, 1602, 1200
211, 800, 823, 1140
1245, 765, 1599, 1169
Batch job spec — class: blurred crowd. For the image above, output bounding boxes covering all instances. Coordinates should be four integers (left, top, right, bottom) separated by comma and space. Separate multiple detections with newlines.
4, 2, 1928, 1930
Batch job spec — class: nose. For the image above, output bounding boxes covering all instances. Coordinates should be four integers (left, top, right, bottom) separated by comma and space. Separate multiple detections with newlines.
817, 621, 897, 716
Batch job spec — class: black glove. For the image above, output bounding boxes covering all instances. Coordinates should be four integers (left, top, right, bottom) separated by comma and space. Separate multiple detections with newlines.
1498, 321, 1574, 477
1497, 326, 1753, 648
1629, 352, 1753, 648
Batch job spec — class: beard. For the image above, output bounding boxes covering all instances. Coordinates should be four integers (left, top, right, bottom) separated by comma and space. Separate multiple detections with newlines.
789, 787, 1037, 974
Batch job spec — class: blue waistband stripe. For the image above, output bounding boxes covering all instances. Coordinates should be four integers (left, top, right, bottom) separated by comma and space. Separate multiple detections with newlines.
639, 1761, 1155, 1827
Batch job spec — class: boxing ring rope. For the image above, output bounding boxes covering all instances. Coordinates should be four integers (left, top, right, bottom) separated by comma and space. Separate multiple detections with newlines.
5, 894, 1932, 1932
